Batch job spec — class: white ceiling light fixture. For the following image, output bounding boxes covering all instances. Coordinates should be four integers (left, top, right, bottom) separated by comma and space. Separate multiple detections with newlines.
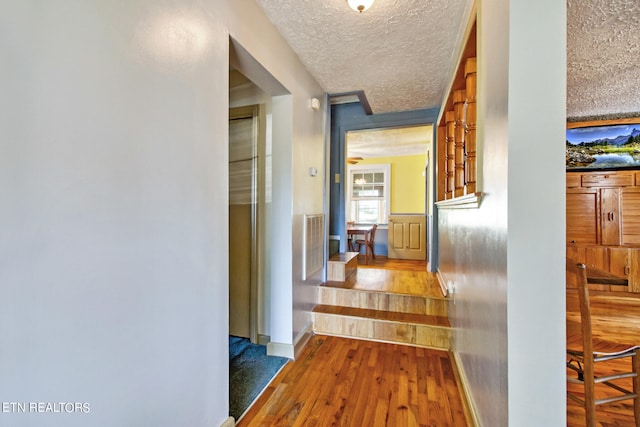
347, 0, 374, 13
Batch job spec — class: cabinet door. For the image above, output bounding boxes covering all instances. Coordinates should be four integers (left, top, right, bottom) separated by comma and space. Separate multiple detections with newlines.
629, 248, 640, 293
601, 188, 621, 245
566, 189, 599, 244
621, 187, 640, 245
566, 172, 581, 188
566, 245, 586, 289
585, 246, 609, 292
608, 248, 630, 293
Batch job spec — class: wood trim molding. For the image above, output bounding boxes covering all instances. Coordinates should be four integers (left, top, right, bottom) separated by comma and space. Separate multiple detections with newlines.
436, 192, 483, 209
294, 321, 314, 359
451, 351, 481, 427
436, 269, 449, 297
567, 116, 640, 129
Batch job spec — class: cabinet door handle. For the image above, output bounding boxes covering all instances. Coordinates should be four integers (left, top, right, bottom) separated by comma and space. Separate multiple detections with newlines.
608, 212, 615, 221
625, 266, 631, 276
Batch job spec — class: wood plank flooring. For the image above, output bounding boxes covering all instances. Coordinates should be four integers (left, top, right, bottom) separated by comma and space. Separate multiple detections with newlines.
324, 259, 443, 298
315, 257, 450, 349
356, 256, 430, 272
566, 288, 640, 426
235, 255, 640, 426
238, 258, 467, 426
236, 335, 469, 427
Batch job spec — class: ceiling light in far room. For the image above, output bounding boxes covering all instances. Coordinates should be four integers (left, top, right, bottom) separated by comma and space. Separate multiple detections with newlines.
347, 0, 374, 13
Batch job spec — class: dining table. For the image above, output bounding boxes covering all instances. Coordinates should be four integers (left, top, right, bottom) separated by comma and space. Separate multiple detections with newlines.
347, 224, 374, 265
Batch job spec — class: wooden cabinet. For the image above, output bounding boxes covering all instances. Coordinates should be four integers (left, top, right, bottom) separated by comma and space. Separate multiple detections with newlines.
600, 188, 621, 245
567, 173, 636, 246
621, 187, 640, 244
566, 189, 599, 244
567, 244, 640, 292
567, 170, 640, 292
581, 171, 634, 188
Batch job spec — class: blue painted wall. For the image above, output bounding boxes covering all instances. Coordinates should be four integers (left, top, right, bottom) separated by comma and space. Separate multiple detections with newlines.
329, 103, 439, 256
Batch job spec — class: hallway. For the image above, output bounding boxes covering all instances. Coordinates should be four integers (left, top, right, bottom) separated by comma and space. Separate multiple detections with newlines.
237, 258, 470, 426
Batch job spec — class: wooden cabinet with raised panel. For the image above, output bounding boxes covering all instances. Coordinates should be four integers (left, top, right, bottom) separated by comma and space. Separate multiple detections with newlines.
566, 188, 599, 244
567, 173, 631, 246
566, 170, 640, 293
621, 187, 640, 245
600, 188, 621, 245
581, 171, 634, 188
567, 244, 640, 292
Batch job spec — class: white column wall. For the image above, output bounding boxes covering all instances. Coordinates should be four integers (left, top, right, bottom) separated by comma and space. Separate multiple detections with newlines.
438, 0, 566, 425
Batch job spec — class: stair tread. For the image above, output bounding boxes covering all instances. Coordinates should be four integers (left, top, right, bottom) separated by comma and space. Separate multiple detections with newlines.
313, 304, 450, 328
321, 282, 446, 300
320, 268, 445, 299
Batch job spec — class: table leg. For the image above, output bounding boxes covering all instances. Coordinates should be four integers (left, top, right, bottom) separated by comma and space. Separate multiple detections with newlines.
364, 231, 369, 264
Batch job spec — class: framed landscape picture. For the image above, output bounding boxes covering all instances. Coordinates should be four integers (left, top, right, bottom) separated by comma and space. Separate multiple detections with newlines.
567, 117, 640, 171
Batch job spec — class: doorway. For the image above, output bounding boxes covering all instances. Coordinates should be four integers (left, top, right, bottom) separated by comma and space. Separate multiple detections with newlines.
345, 125, 432, 260
229, 104, 264, 342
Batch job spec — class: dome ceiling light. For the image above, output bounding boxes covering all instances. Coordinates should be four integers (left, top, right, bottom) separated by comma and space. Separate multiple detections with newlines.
347, 0, 374, 13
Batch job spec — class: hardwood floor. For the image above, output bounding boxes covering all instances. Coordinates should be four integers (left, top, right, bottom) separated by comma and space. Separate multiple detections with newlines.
238, 257, 468, 426
237, 335, 469, 427
566, 288, 640, 426
357, 256, 429, 272
315, 257, 450, 349
236, 255, 640, 426
325, 258, 442, 298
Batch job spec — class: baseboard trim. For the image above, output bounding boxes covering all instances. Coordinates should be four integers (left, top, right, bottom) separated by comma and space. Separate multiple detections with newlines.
293, 321, 313, 359
220, 416, 235, 427
266, 322, 314, 360
266, 341, 294, 359
451, 351, 481, 427
436, 269, 448, 297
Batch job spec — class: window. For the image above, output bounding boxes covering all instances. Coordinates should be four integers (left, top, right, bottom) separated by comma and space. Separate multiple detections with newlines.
347, 164, 390, 224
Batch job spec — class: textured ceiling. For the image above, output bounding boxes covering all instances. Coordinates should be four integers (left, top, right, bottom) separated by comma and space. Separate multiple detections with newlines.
347, 125, 432, 158
567, 0, 640, 120
256, 0, 640, 120
255, 0, 470, 114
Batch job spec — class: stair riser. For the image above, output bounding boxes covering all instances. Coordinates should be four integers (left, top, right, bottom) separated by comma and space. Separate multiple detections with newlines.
318, 287, 448, 317
313, 313, 451, 350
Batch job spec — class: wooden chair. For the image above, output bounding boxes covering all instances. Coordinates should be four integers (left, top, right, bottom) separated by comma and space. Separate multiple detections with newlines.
355, 224, 377, 261
566, 261, 640, 426
345, 221, 354, 251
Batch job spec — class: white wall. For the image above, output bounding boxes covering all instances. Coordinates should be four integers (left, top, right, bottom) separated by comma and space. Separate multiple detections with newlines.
0, 1, 325, 425
438, 0, 566, 425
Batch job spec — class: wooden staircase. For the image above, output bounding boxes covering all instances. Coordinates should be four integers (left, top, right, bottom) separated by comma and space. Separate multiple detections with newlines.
312, 260, 451, 350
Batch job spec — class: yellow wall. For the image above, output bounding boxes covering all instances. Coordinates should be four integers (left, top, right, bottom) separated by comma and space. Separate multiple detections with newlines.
357, 154, 426, 213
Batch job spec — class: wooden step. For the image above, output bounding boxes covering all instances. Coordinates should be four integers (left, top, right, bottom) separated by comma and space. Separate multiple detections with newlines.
327, 252, 359, 282
312, 304, 451, 350
319, 284, 448, 317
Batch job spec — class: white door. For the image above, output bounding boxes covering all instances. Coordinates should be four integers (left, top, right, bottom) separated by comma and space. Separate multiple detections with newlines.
388, 215, 427, 260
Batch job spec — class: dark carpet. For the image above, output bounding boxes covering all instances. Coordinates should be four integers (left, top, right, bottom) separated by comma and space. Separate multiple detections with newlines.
229, 336, 288, 421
